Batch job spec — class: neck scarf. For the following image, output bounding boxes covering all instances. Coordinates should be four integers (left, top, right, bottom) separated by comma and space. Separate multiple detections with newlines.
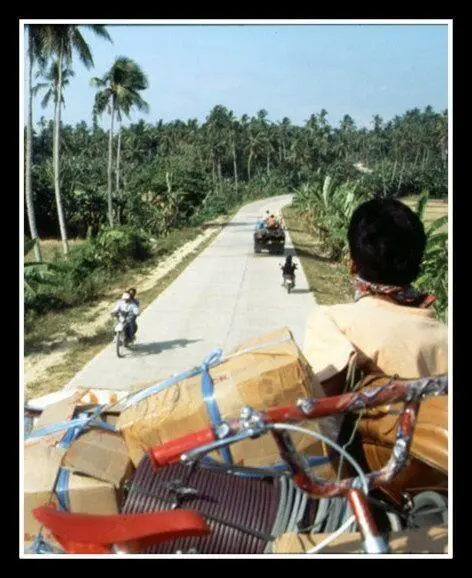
354, 275, 436, 308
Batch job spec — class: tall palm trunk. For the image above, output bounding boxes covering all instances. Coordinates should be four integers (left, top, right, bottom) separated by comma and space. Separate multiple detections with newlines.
247, 147, 254, 181
107, 101, 115, 227
53, 49, 69, 255
217, 160, 223, 196
115, 124, 122, 224
211, 152, 216, 188
232, 135, 238, 190
116, 124, 121, 196
25, 41, 42, 262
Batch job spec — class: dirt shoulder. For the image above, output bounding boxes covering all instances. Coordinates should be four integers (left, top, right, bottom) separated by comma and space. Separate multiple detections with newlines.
282, 206, 353, 305
24, 223, 225, 400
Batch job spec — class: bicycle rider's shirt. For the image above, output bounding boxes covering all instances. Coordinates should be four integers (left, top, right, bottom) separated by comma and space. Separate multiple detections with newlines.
112, 299, 140, 318
303, 295, 448, 384
282, 264, 297, 276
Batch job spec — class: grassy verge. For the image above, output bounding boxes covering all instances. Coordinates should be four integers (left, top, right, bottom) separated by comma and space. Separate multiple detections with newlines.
24, 212, 238, 398
401, 196, 448, 229
283, 206, 353, 305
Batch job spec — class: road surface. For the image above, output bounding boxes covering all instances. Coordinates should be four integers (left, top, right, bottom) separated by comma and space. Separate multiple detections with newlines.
66, 195, 318, 391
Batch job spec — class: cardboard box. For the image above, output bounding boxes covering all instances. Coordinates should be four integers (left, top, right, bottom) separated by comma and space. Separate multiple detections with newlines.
272, 525, 448, 554
27, 390, 89, 447
117, 327, 340, 469
26, 389, 133, 489
63, 426, 133, 488
26, 388, 129, 412
24, 439, 118, 542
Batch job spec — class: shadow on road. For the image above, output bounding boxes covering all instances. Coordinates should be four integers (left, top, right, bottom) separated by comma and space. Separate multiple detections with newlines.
130, 338, 202, 356
288, 288, 313, 295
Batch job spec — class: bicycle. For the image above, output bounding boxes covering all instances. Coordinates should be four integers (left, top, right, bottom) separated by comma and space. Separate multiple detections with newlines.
30, 374, 447, 555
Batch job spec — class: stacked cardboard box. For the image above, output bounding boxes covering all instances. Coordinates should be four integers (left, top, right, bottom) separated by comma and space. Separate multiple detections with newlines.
23, 390, 133, 547
117, 327, 339, 470
23, 327, 342, 553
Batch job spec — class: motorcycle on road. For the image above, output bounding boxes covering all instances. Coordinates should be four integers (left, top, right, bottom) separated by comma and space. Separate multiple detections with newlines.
113, 311, 136, 358
282, 274, 295, 294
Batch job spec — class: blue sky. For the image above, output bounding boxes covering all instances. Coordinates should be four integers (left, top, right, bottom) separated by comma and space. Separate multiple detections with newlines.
22, 21, 450, 130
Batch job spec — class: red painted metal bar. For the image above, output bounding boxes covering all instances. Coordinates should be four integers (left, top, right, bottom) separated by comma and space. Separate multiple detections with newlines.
150, 429, 216, 467
149, 376, 446, 480
33, 506, 210, 554
346, 488, 380, 539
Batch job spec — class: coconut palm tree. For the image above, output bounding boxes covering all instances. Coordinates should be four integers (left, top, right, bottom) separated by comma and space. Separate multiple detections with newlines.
91, 56, 149, 227
35, 24, 112, 254
33, 60, 75, 109
25, 25, 45, 262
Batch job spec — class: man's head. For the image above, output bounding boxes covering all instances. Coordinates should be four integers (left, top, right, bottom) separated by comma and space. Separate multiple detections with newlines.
128, 288, 137, 299
122, 292, 131, 301
347, 199, 426, 285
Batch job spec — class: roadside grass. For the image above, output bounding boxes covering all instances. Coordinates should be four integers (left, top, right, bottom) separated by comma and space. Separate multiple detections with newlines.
283, 195, 448, 308
283, 206, 353, 305
401, 196, 449, 229
24, 238, 85, 263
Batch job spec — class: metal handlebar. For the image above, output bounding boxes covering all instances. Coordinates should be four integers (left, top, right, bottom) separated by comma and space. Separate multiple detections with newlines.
148, 374, 447, 554
150, 375, 447, 474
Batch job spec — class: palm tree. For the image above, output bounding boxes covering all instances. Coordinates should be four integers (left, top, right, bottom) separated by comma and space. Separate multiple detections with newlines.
35, 24, 112, 254
33, 60, 75, 109
25, 25, 44, 262
91, 56, 149, 227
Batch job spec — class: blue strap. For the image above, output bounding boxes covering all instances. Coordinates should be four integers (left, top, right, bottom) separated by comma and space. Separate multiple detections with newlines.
29, 534, 64, 554
27, 406, 116, 444
200, 349, 233, 465
55, 468, 71, 512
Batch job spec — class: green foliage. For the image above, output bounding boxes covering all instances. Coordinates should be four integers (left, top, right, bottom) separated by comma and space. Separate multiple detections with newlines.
92, 226, 152, 269
26, 99, 448, 323
293, 171, 369, 260
24, 227, 152, 323
414, 211, 448, 324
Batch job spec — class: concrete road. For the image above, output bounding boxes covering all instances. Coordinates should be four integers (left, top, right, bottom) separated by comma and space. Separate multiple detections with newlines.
66, 195, 318, 391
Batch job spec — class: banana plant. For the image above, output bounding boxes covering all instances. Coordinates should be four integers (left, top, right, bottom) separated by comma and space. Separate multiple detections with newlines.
414, 194, 448, 323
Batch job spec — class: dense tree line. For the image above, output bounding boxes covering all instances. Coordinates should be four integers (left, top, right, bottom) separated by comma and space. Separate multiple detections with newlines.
27, 104, 448, 241
24, 25, 448, 250
23, 24, 448, 326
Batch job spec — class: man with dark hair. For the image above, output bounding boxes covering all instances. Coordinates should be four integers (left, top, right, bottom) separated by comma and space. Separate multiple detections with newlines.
347, 198, 427, 288
303, 198, 447, 392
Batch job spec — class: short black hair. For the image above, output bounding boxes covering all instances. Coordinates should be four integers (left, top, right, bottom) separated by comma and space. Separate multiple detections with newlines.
347, 199, 426, 285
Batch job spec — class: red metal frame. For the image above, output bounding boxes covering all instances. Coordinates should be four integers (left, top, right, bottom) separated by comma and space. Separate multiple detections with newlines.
31, 375, 446, 554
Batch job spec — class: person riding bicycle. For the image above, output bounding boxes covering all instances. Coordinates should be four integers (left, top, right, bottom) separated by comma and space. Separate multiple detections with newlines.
281, 255, 297, 286
127, 287, 140, 338
302, 198, 448, 495
304, 198, 447, 392
112, 291, 140, 343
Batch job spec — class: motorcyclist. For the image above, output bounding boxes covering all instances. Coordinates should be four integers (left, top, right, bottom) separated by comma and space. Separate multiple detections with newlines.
128, 288, 140, 339
112, 291, 140, 343
280, 255, 297, 286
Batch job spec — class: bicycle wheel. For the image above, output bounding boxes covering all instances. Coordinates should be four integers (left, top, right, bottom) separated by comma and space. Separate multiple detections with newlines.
408, 491, 448, 528
116, 330, 124, 358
